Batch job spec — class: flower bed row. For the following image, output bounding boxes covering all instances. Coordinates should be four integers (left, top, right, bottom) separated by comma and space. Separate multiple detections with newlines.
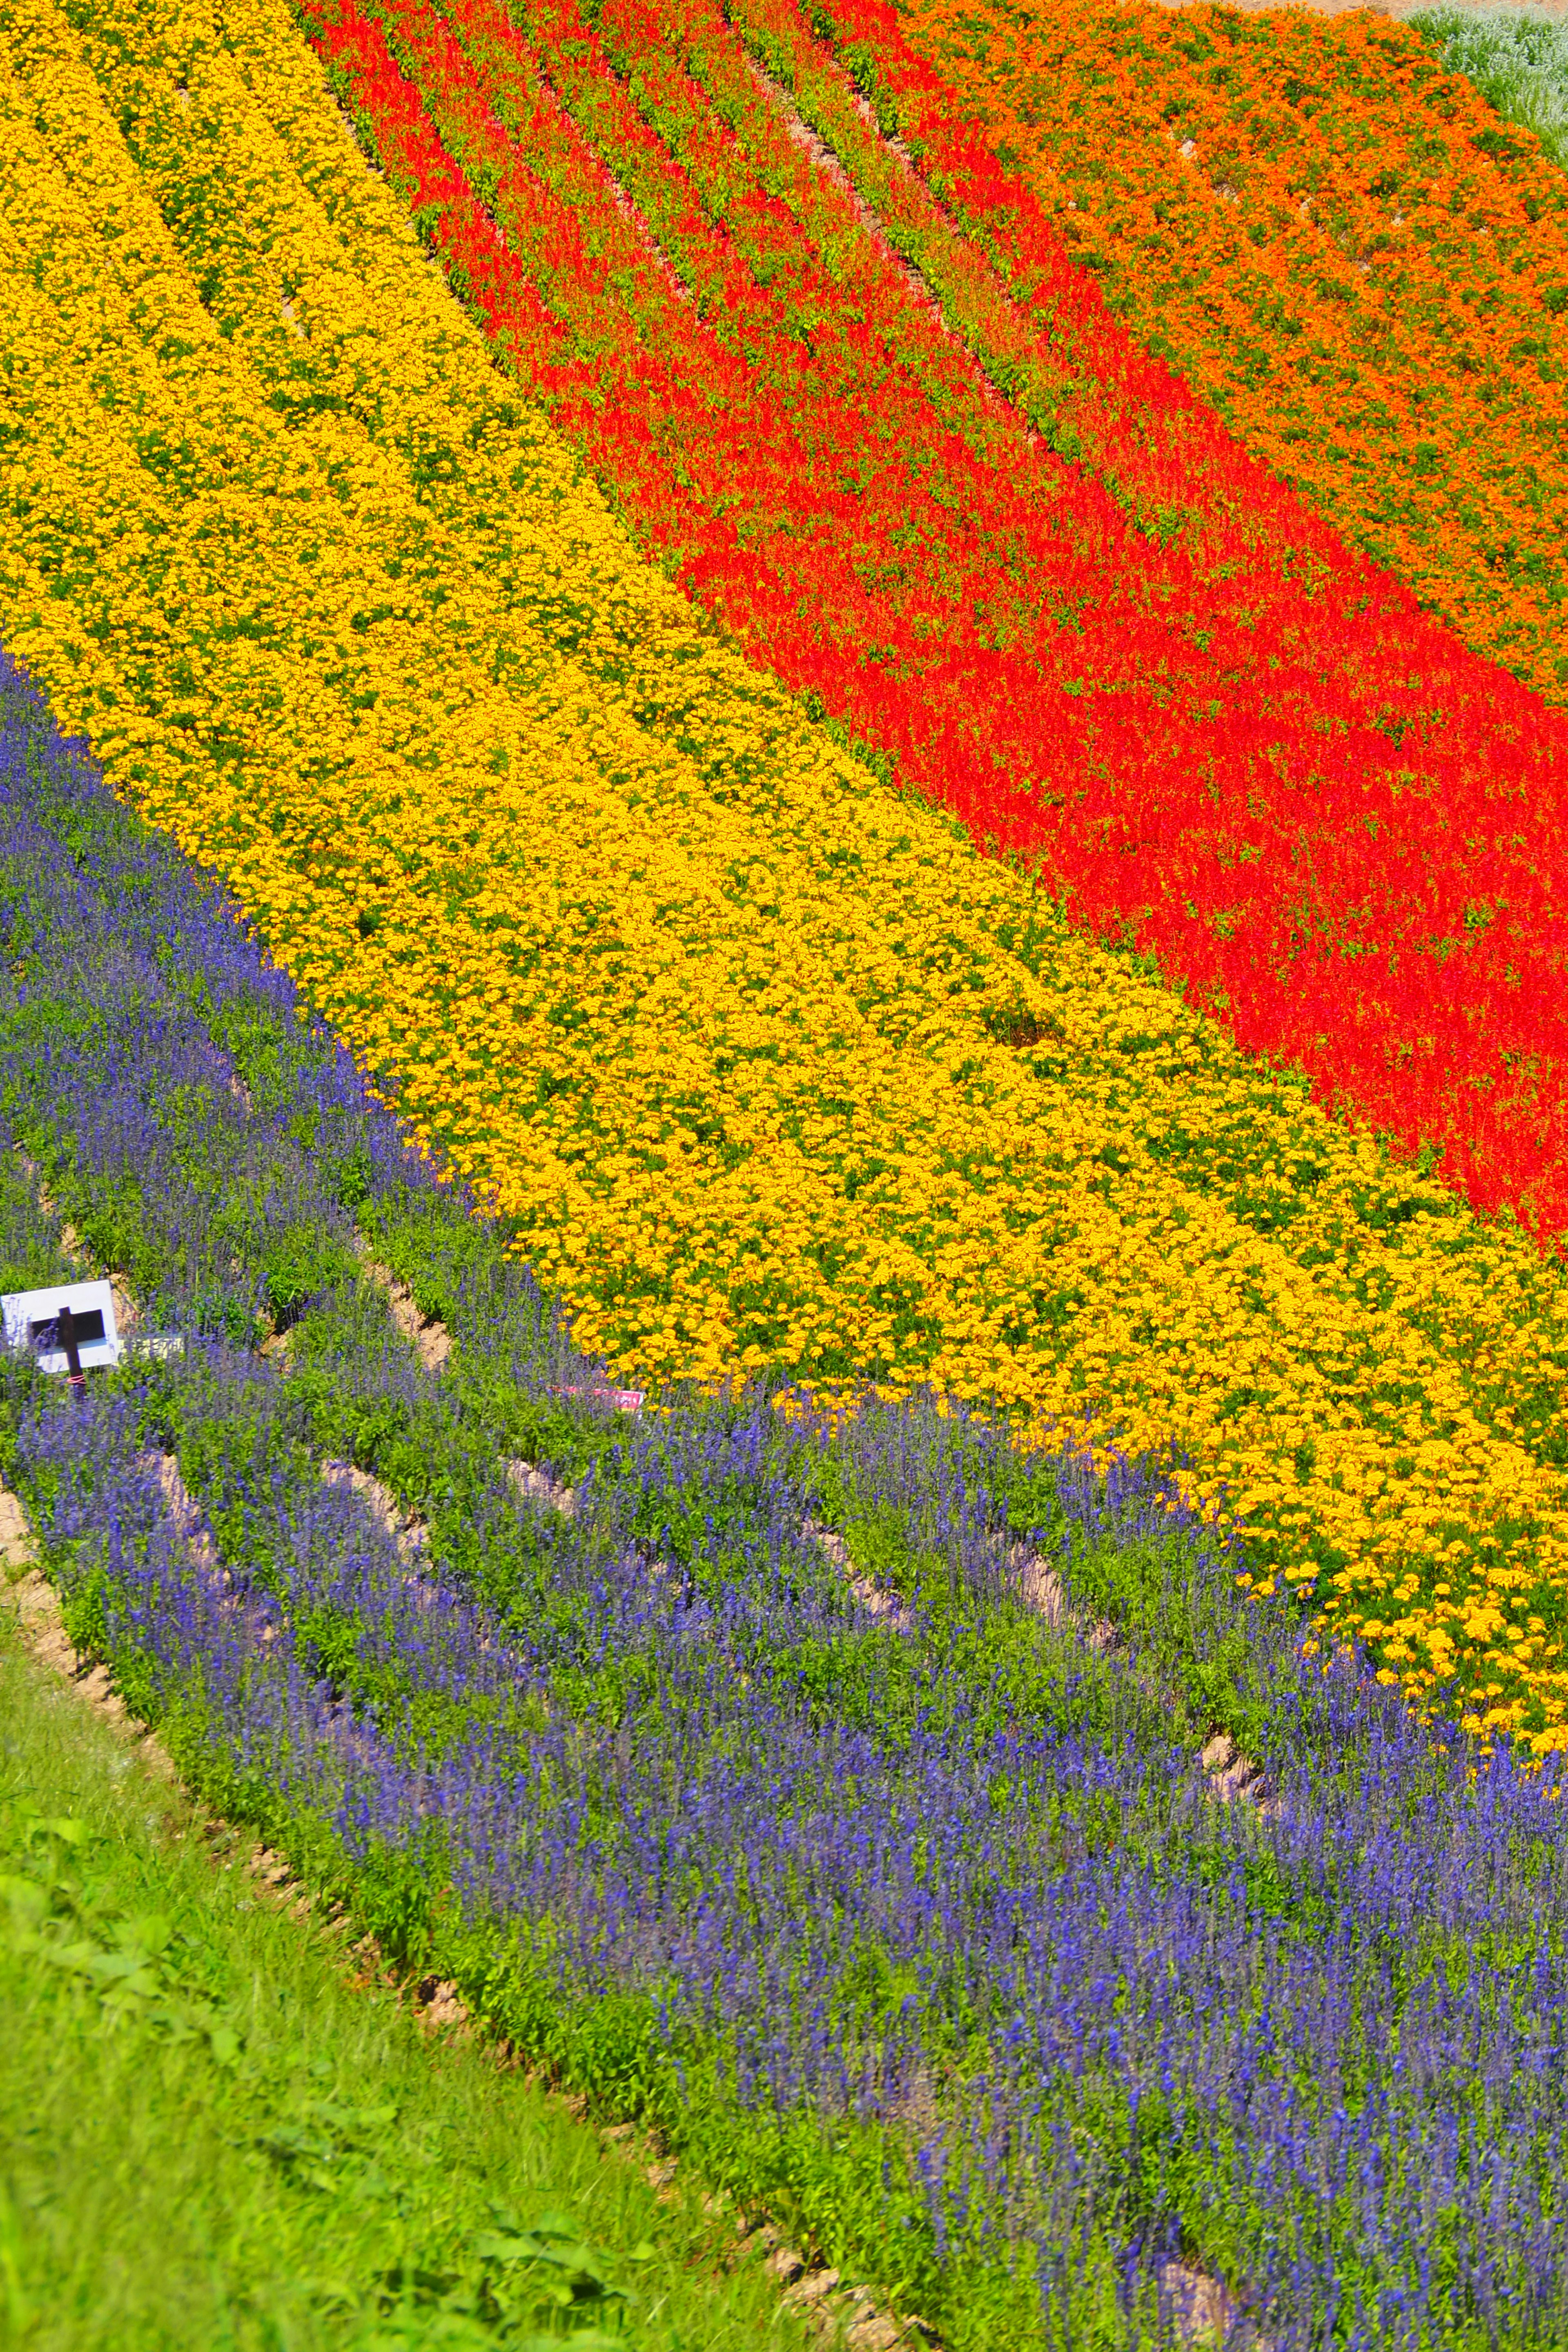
8, 0, 1568, 1742
293, 0, 1568, 1251
9, 641, 1568, 2350
891, 0, 1568, 703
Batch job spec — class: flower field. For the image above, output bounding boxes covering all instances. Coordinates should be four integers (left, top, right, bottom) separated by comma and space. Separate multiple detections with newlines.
7, 0, 1568, 2335
9, 637, 1568, 2348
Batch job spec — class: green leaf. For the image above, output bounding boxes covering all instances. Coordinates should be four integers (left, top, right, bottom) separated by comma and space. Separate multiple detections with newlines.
76, 1948, 163, 1988
102, 1970, 163, 2005
31, 1815, 89, 1846
207, 2022, 242, 2067
121, 1912, 173, 1956
0, 1874, 49, 1926
525, 2209, 578, 2240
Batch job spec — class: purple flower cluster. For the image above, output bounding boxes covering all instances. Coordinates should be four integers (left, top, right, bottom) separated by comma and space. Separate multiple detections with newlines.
7, 644, 1568, 2347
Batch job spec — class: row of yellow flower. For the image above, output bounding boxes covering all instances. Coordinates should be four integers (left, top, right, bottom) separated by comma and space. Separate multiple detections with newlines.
4, 0, 1568, 1748
897, 0, 1568, 703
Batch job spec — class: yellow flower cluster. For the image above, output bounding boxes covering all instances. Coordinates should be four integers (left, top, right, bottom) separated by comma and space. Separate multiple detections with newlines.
4, 0, 1568, 1750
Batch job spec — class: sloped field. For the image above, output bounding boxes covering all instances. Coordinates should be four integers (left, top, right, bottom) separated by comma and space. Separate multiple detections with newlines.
7, 0, 1568, 2339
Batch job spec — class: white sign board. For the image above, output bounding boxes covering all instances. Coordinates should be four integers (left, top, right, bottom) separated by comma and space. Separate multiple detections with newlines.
1, 1280, 122, 1375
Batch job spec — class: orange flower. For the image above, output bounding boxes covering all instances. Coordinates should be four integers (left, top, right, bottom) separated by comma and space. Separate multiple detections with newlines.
898, 0, 1568, 700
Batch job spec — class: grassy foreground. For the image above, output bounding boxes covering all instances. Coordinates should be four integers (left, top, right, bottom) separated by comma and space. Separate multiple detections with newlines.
0, 1604, 808, 2352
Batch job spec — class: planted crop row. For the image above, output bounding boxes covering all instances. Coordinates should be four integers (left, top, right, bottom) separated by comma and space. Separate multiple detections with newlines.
9, 631, 1568, 2352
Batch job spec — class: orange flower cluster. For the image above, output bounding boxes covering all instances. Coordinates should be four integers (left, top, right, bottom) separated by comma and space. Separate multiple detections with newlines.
897, 0, 1568, 698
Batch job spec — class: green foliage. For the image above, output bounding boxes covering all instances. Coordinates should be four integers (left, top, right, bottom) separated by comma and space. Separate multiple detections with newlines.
1410, 7, 1568, 172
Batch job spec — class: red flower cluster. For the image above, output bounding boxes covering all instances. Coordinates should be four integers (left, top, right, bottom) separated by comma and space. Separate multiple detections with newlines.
303, 0, 1568, 1241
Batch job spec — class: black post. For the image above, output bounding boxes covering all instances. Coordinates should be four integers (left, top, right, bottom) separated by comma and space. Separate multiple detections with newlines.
57, 1303, 85, 1398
